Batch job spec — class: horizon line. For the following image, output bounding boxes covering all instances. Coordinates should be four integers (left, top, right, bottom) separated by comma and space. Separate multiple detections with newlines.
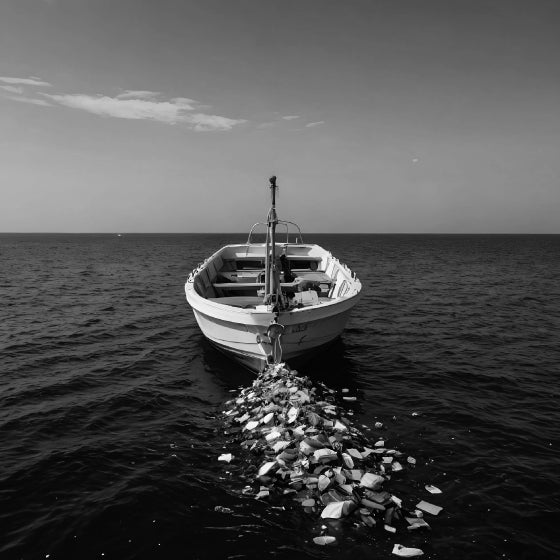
1, 232, 559, 236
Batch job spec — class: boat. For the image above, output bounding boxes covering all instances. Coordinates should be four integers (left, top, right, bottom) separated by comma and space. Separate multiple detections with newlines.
185, 176, 362, 372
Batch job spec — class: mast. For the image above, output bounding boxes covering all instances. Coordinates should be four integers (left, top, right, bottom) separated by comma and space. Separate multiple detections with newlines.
264, 176, 279, 304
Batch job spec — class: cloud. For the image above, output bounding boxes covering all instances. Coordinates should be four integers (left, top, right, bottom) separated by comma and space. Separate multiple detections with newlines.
282, 115, 300, 120
0, 85, 23, 94
41, 92, 246, 131
188, 113, 246, 132
6, 96, 52, 106
0, 77, 245, 131
116, 90, 160, 99
0, 76, 52, 87
305, 121, 325, 128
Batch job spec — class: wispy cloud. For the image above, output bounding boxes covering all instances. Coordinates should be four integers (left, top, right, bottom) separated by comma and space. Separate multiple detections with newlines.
6, 96, 52, 106
41, 92, 245, 131
0, 77, 245, 131
282, 115, 300, 120
116, 90, 160, 100
305, 121, 325, 128
0, 76, 52, 87
0, 85, 23, 94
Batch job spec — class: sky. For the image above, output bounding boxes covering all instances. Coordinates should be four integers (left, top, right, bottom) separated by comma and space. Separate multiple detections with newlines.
1, 0, 559, 233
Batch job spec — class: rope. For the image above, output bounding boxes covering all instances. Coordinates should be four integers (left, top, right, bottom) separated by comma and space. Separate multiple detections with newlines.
272, 335, 283, 364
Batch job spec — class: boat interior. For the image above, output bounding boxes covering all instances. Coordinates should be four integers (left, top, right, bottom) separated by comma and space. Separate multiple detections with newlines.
190, 243, 358, 310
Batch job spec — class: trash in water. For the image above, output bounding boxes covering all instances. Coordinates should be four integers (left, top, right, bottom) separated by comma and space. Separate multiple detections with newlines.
313, 536, 337, 545
425, 484, 442, 494
405, 516, 430, 530
219, 362, 441, 550
390, 495, 402, 508
218, 453, 233, 463
321, 500, 356, 519
214, 506, 233, 513
256, 487, 270, 499
416, 500, 443, 515
244, 420, 259, 431
392, 544, 424, 557
258, 461, 277, 477
360, 472, 384, 490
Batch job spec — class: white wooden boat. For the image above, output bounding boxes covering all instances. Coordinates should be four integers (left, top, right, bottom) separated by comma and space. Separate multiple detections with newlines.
185, 177, 362, 372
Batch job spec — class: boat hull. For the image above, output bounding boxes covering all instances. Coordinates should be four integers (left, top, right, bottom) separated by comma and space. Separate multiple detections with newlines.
207, 337, 341, 372
185, 241, 362, 373
189, 296, 358, 372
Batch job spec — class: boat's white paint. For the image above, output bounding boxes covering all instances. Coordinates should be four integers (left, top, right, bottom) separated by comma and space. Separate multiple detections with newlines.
185, 241, 361, 371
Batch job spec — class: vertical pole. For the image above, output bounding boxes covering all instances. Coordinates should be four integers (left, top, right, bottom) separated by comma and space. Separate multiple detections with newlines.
264, 226, 270, 300
270, 177, 277, 299
265, 176, 278, 304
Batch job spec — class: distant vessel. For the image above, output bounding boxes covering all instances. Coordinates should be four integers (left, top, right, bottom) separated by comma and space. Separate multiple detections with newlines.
185, 176, 362, 372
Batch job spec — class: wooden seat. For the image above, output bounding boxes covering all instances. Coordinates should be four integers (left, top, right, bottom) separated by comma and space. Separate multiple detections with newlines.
213, 282, 265, 291
208, 296, 263, 308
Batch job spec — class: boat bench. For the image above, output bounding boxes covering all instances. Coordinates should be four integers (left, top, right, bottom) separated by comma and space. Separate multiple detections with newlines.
207, 296, 263, 308
213, 282, 265, 291
212, 281, 321, 291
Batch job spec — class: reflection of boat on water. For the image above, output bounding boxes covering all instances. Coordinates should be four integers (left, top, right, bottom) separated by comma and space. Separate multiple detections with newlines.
185, 176, 362, 372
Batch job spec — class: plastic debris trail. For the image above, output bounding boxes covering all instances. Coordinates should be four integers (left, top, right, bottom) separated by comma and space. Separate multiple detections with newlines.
219, 362, 443, 551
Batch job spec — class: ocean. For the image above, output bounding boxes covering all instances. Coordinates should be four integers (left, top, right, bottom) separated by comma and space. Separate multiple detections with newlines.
1, 233, 558, 560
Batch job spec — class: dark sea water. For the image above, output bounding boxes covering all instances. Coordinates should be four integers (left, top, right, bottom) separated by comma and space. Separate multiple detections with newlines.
1, 233, 559, 560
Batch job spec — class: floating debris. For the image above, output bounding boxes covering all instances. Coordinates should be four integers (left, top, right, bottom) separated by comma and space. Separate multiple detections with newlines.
218, 453, 233, 463
214, 506, 233, 514
425, 484, 442, 494
220, 363, 440, 549
405, 517, 430, 530
392, 544, 424, 557
313, 536, 337, 545
416, 500, 443, 516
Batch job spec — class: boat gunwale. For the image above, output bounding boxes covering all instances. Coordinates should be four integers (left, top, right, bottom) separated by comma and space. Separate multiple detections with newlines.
185, 242, 361, 318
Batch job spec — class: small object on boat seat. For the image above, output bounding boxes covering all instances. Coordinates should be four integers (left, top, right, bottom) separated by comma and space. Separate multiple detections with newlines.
292, 290, 319, 306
